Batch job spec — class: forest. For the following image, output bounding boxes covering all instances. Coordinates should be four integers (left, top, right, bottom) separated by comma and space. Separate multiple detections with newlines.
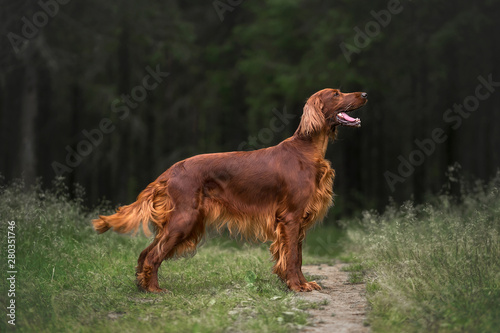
2, 0, 500, 216
2, 2, 500, 332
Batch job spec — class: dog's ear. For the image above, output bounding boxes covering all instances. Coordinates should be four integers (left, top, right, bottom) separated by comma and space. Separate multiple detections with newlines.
298, 95, 326, 136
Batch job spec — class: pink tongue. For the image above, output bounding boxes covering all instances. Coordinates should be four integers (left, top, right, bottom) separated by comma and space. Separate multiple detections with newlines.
340, 112, 356, 122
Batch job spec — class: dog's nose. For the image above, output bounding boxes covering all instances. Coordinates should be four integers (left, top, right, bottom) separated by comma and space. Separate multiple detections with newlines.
361, 92, 368, 98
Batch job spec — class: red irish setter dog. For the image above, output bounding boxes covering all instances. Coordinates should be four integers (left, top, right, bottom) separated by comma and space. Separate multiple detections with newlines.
93, 88, 367, 293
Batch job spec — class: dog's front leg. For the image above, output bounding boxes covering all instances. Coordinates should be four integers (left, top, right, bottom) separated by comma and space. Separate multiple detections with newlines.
296, 238, 321, 291
270, 218, 320, 292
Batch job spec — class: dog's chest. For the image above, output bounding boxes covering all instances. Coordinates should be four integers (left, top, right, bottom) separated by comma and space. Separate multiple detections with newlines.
302, 159, 335, 227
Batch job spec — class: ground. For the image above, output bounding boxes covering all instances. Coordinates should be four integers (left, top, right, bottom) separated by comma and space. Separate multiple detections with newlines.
298, 264, 369, 333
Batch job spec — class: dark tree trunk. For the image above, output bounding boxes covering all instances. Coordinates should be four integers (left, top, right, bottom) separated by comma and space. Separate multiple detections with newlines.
19, 57, 38, 186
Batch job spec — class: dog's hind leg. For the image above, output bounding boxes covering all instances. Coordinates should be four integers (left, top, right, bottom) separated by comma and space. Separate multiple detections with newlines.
136, 209, 204, 293
136, 236, 161, 279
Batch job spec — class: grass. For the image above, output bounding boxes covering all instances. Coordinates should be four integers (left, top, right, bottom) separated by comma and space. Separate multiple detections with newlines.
344, 173, 500, 332
0, 179, 323, 332
301, 224, 345, 265
2, 170, 499, 332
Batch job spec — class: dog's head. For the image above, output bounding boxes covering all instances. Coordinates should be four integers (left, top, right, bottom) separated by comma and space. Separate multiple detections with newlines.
298, 88, 368, 136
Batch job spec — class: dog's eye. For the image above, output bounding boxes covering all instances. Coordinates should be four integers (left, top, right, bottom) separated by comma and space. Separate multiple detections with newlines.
333, 92, 340, 96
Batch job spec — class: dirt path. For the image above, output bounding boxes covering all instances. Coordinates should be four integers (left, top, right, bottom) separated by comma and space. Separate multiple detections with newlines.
297, 264, 370, 333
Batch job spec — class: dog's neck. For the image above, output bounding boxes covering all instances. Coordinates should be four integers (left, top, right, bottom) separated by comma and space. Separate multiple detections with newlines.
291, 126, 337, 159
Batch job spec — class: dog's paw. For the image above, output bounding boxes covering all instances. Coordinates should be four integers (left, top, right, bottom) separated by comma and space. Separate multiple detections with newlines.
288, 280, 321, 292
306, 281, 322, 291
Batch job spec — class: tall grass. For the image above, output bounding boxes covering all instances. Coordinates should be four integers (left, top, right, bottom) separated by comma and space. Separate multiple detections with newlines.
346, 172, 500, 332
3, 171, 498, 332
0, 178, 313, 332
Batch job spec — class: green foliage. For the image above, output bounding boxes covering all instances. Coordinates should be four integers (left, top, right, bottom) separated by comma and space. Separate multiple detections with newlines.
1, 171, 499, 332
4, 0, 500, 211
346, 172, 500, 332
302, 225, 346, 264
341, 263, 367, 284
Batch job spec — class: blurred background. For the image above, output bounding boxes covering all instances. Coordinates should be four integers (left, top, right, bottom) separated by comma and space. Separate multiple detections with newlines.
1, 0, 499, 218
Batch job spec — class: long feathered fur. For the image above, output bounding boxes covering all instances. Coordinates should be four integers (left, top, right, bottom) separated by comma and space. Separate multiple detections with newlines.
296, 95, 326, 136
92, 181, 174, 236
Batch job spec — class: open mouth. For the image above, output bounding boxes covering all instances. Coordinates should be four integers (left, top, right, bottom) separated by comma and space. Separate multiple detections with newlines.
337, 112, 361, 127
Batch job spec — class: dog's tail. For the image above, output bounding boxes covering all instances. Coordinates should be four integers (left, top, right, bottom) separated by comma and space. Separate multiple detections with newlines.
92, 181, 174, 236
